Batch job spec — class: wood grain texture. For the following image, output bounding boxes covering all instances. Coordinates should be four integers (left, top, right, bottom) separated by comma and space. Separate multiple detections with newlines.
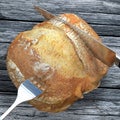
0, 0, 120, 21
0, 91, 120, 120
0, 20, 120, 43
0, 0, 120, 120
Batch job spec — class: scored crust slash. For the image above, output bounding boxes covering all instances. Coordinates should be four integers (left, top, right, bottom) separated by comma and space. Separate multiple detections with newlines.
7, 7, 112, 112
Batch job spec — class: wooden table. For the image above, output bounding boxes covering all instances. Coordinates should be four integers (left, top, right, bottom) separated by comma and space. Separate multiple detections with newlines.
0, 0, 120, 120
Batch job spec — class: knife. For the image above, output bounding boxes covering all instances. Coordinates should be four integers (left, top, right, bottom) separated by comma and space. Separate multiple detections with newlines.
34, 6, 120, 68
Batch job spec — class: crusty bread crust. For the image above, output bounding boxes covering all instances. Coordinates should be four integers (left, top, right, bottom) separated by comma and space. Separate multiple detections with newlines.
7, 13, 108, 112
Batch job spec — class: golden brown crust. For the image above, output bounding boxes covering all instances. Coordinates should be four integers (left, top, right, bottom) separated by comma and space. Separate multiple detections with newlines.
7, 13, 108, 112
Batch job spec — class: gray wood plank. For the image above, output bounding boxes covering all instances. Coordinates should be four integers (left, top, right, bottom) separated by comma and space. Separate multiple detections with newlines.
0, 80, 16, 92
1, 89, 120, 105
0, 92, 120, 120
101, 66, 120, 88
0, 21, 37, 43
0, 70, 17, 92
102, 36, 120, 47
0, 20, 120, 44
1, 104, 120, 120
0, 43, 9, 70
0, 70, 10, 81
79, 12, 120, 26
0, 0, 120, 22
91, 24, 120, 36
0, 0, 120, 28
1, 115, 120, 120
0, 60, 6, 70
1, 87, 120, 101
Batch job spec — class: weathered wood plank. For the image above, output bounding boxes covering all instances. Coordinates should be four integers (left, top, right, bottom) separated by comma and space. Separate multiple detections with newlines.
0, 93, 120, 120
1, 90, 120, 105
0, 43, 8, 60
1, 114, 119, 120
102, 36, 120, 47
0, 80, 16, 92
0, 70, 17, 92
0, 43, 9, 70
0, 70, 9, 81
1, 87, 120, 101
101, 66, 120, 88
0, 20, 120, 44
0, 21, 37, 43
91, 24, 120, 36
80, 12, 120, 26
0, 0, 120, 23
1, 104, 120, 120
0, 60, 6, 70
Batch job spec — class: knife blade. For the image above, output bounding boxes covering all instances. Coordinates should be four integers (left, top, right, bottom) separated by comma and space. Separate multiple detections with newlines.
34, 6, 120, 68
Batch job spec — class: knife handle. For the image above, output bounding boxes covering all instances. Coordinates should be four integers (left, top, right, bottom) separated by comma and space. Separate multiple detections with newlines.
115, 54, 120, 68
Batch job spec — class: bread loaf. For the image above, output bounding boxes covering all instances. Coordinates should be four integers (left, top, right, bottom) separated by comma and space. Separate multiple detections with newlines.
7, 13, 108, 112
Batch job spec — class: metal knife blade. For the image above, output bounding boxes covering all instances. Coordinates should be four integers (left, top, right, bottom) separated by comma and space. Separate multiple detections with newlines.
34, 6, 120, 68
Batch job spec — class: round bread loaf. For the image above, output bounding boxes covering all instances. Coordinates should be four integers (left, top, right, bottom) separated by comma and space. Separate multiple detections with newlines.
7, 13, 108, 112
